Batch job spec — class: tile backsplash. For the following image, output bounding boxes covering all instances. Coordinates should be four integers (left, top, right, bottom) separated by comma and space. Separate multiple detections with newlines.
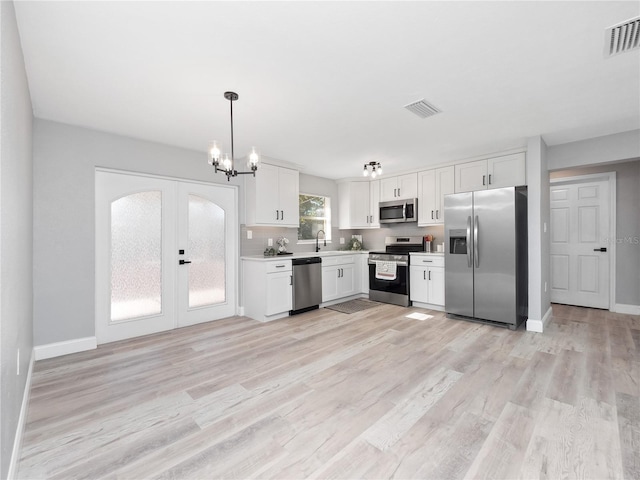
240, 223, 445, 256
240, 225, 358, 256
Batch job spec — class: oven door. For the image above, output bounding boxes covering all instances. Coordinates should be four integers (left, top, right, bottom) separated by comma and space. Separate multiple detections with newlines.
368, 262, 409, 295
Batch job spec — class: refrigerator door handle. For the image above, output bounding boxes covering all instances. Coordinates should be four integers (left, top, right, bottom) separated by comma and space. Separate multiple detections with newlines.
474, 215, 479, 268
466, 216, 472, 268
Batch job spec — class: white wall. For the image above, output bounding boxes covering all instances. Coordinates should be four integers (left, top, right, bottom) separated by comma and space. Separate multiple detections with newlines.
0, 1, 34, 477
33, 119, 242, 346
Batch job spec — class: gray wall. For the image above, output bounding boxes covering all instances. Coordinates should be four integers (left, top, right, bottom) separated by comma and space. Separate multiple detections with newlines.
33, 119, 242, 346
548, 129, 640, 170
527, 136, 551, 323
550, 160, 640, 306
0, 1, 34, 477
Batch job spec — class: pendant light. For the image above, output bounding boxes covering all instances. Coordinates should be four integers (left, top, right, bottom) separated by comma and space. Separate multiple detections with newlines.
208, 91, 259, 180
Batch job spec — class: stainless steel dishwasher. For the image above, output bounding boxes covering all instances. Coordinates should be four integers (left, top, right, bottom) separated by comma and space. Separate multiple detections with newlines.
290, 257, 322, 315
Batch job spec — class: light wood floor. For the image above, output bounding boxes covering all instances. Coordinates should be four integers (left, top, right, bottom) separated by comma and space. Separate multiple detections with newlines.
17, 303, 640, 479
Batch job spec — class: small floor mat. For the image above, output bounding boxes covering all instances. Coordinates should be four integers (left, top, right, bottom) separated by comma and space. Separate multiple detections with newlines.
325, 299, 382, 314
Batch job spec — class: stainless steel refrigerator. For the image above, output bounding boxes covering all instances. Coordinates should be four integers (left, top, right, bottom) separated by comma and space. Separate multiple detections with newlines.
444, 186, 528, 330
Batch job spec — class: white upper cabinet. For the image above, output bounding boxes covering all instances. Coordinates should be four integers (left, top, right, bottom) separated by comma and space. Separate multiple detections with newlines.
245, 163, 299, 227
338, 180, 379, 229
455, 153, 526, 193
417, 166, 454, 226
487, 153, 526, 189
380, 173, 418, 201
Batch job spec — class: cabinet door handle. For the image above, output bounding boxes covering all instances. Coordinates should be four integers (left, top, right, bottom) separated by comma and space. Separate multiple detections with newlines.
482, 175, 486, 186
436, 209, 439, 220
428, 270, 431, 281
398, 188, 400, 197
276, 210, 280, 220
275, 264, 286, 268
290, 275, 293, 285
423, 271, 426, 280
281, 210, 284, 221
422, 260, 433, 263
431, 210, 434, 219
488, 174, 492, 185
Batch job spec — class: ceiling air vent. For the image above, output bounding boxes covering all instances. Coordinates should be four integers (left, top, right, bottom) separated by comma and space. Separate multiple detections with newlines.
604, 16, 640, 58
404, 99, 441, 119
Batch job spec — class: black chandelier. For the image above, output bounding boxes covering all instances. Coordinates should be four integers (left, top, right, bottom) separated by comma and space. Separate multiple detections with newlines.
363, 161, 383, 178
208, 91, 259, 181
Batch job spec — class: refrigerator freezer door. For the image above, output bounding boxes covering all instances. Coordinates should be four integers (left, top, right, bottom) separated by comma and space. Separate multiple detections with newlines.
473, 188, 517, 324
444, 192, 474, 318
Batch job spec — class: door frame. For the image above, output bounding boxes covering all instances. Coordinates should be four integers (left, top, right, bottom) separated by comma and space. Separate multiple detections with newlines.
550, 171, 616, 311
95, 167, 240, 341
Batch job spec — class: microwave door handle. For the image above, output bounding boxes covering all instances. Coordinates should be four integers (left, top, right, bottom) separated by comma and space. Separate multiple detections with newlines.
474, 215, 479, 268
402, 203, 406, 220
466, 216, 472, 268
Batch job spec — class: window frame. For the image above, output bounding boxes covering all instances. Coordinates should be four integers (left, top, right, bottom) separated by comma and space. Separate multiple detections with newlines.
297, 193, 332, 244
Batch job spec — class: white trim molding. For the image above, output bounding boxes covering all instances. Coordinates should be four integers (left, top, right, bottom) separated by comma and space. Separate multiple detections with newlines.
526, 306, 553, 333
34, 336, 97, 361
7, 350, 35, 480
615, 304, 640, 315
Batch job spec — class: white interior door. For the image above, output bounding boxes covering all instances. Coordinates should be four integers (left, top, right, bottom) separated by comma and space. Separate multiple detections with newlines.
177, 182, 237, 327
96, 171, 237, 344
550, 178, 610, 309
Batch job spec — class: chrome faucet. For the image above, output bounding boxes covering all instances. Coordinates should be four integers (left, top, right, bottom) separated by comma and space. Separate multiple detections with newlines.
315, 229, 326, 252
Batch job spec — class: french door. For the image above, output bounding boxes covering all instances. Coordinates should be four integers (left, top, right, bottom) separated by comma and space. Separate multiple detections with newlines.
95, 171, 237, 344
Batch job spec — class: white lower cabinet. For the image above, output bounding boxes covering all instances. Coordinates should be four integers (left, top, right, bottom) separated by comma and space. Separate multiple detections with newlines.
409, 255, 445, 308
322, 255, 357, 302
242, 259, 292, 321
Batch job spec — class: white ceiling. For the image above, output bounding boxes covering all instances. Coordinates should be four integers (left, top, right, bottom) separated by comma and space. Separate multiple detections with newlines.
14, 1, 640, 179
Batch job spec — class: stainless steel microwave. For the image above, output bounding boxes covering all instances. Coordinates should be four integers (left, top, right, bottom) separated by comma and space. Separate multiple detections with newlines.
379, 199, 418, 224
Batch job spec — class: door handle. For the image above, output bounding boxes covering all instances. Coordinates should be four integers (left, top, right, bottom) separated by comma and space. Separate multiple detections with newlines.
593, 247, 607, 252
466, 216, 472, 268
474, 215, 479, 268
179, 260, 192, 265
281, 210, 284, 220
428, 270, 431, 281
431, 210, 434, 219
398, 188, 400, 197
436, 209, 439, 220
488, 174, 492, 185
482, 175, 486, 186
423, 271, 426, 280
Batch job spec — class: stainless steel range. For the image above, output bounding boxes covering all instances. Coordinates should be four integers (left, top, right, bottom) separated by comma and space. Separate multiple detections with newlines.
368, 236, 425, 307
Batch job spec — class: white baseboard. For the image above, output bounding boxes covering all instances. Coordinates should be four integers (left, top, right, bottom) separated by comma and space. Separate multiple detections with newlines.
615, 303, 640, 315
34, 336, 97, 361
7, 350, 35, 480
526, 306, 553, 333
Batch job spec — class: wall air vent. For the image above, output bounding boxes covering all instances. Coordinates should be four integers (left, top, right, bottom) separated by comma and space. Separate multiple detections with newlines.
404, 99, 441, 119
604, 16, 640, 58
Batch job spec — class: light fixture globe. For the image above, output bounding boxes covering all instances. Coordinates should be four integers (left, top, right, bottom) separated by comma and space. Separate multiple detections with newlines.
208, 91, 259, 180
363, 161, 382, 178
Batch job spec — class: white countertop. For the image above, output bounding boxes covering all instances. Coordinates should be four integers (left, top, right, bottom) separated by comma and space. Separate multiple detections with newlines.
241, 250, 369, 262
410, 251, 445, 256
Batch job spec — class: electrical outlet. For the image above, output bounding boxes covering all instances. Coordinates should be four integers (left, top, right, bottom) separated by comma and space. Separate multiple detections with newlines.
247, 230, 252, 240
340, 238, 345, 244
267, 238, 273, 247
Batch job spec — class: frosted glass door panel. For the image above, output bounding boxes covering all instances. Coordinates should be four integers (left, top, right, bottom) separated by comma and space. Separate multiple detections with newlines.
111, 191, 162, 321
96, 171, 176, 345
188, 195, 225, 308
177, 182, 237, 327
